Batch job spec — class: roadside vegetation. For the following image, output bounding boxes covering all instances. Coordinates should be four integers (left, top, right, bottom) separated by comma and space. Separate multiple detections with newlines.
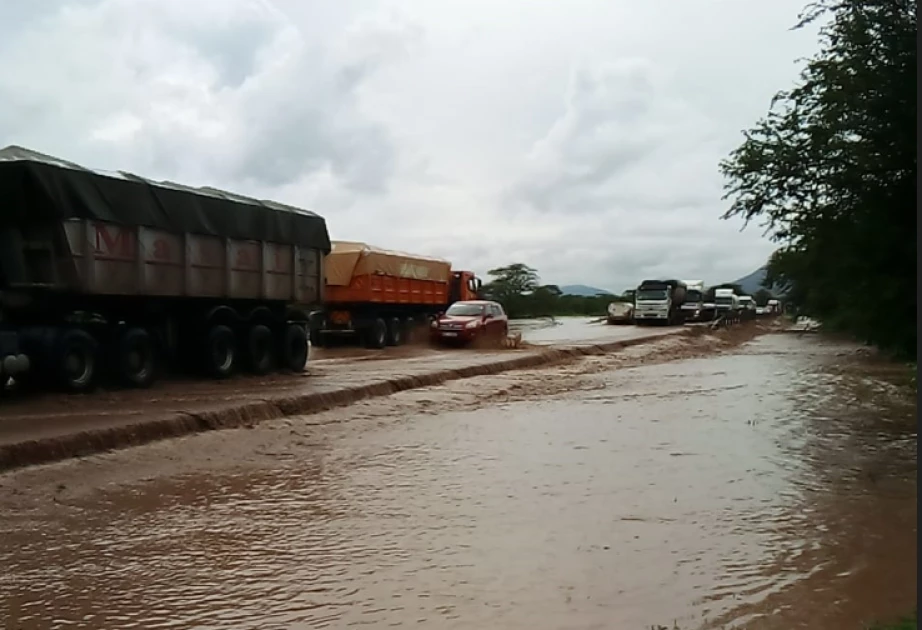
719, 0, 916, 360
479, 263, 617, 319
869, 611, 917, 630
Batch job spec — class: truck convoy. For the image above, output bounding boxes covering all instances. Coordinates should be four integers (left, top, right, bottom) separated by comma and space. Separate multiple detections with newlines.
0, 146, 330, 392
633, 279, 688, 325
308, 241, 482, 349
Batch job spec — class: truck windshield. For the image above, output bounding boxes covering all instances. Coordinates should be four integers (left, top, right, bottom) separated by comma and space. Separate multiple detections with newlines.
636, 289, 667, 300
715, 297, 733, 305
686, 290, 702, 302
446, 303, 484, 316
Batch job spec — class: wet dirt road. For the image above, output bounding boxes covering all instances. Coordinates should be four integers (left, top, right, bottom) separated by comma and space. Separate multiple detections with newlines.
0, 332, 915, 629
0, 318, 677, 450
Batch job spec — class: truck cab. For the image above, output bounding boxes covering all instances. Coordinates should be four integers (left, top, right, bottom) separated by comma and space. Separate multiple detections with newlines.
713, 288, 739, 314
450, 271, 482, 303
680, 280, 706, 322
634, 279, 687, 325
737, 295, 756, 320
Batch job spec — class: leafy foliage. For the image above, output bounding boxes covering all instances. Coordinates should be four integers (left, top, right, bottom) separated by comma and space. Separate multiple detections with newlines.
868, 610, 917, 630
719, 0, 916, 359
480, 263, 618, 318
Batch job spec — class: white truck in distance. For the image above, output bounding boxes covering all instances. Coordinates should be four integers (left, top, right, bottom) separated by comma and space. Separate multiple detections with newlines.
606, 301, 634, 325
633, 279, 688, 326
680, 280, 706, 322
737, 295, 757, 319
713, 288, 739, 315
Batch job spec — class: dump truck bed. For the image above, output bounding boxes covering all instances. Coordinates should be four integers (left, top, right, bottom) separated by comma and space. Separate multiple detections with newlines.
0, 146, 329, 304
324, 241, 453, 306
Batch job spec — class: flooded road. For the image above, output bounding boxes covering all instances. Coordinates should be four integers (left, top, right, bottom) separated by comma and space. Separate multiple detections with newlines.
0, 333, 915, 629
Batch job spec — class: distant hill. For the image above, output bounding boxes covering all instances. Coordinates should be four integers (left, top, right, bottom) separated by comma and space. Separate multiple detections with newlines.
731, 267, 768, 294
559, 284, 613, 297
730, 266, 788, 296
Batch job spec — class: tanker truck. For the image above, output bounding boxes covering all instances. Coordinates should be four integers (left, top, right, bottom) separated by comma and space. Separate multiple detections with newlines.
633, 279, 688, 325
308, 241, 482, 349
0, 146, 330, 393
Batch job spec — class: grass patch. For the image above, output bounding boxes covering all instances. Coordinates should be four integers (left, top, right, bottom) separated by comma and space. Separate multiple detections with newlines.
868, 611, 916, 630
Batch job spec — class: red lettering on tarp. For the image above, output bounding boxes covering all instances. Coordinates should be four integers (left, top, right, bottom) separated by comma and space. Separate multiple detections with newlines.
94, 224, 135, 259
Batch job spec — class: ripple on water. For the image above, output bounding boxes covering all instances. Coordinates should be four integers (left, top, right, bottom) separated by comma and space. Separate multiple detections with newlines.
0, 334, 915, 630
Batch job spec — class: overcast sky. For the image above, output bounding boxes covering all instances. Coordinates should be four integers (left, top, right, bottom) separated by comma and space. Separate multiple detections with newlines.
0, 0, 820, 293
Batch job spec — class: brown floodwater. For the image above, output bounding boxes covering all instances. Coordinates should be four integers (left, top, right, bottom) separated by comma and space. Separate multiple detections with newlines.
0, 334, 916, 629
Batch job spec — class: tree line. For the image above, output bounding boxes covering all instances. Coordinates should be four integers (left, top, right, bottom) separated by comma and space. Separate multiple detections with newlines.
720, 0, 915, 359
479, 263, 616, 319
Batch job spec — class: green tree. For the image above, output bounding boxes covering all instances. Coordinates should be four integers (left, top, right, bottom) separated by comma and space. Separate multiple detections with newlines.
720, 0, 916, 358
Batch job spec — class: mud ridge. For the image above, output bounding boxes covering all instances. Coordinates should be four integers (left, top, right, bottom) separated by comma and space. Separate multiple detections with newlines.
0, 331, 694, 472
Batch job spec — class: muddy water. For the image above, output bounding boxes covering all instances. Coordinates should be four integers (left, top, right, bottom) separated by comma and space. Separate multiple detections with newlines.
0, 334, 915, 629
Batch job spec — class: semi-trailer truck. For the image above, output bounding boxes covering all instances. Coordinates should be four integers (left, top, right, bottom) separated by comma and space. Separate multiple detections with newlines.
633, 279, 688, 325
309, 241, 482, 349
737, 295, 757, 320
679, 280, 707, 322
0, 146, 330, 393
713, 288, 740, 315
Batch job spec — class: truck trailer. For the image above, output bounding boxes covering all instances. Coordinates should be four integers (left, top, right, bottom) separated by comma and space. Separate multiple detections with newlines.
633, 279, 688, 325
309, 241, 482, 349
0, 146, 330, 393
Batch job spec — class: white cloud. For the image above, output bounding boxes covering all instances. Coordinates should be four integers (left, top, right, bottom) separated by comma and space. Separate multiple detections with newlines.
0, 0, 819, 292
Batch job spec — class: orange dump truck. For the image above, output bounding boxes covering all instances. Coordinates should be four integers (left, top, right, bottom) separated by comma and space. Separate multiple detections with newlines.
308, 241, 482, 348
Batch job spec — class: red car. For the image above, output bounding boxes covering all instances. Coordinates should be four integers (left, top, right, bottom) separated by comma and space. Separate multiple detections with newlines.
430, 300, 509, 346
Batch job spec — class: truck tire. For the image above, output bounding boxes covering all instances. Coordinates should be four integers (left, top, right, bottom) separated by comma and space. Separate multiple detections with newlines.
203, 324, 237, 379
364, 318, 387, 349
54, 328, 99, 393
116, 327, 157, 388
403, 317, 419, 344
309, 325, 326, 348
245, 324, 276, 375
386, 317, 403, 346
281, 323, 309, 371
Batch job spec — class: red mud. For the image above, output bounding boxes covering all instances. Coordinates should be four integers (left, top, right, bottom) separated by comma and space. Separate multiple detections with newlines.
0, 330, 701, 472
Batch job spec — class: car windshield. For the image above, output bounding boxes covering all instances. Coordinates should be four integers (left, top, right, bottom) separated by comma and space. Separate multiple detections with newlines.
446, 303, 485, 316
636, 289, 667, 300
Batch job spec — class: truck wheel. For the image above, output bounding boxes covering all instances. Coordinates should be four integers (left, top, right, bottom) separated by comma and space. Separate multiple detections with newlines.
281, 323, 309, 371
204, 324, 237, 379
117, 327, 157, 388
386, 317, 403, 346
403, 317, 419, 344
364, 318, 387, 349
245, 324, 276, 375
309, 326, 326, 348
54, 328, 99, 393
